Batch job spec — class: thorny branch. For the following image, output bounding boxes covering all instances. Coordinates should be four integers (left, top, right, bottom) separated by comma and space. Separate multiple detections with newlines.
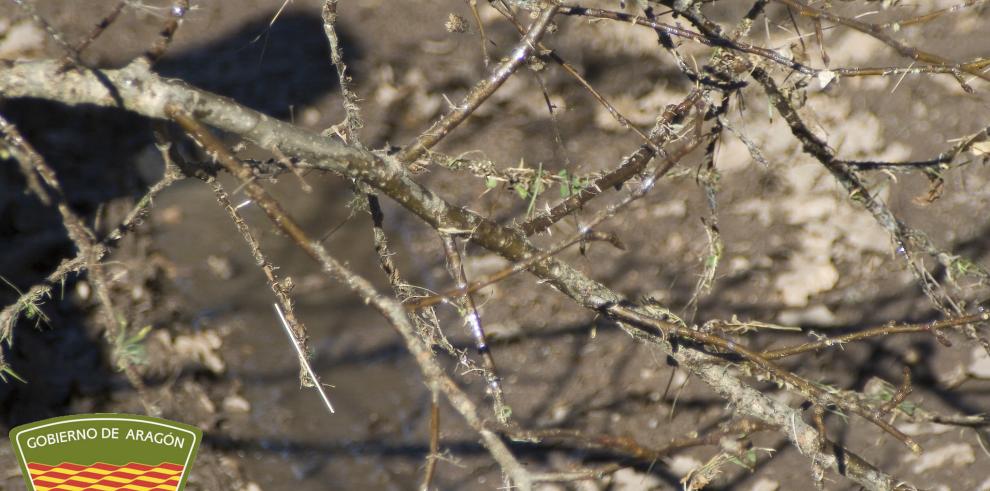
761, 312, 990, 360
163, 104, 541, 489
396, 4, 560, 165
321, 0, 363, 142
439, 234, 509, 422
776, 0, 990, 88
0, 111, 162, 402
0, 53, 910, 491
206, 177, 321, 391
2, 0, 990, 489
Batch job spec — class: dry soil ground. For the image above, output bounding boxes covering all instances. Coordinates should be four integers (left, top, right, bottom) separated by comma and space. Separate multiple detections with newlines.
1, 1, 990, 490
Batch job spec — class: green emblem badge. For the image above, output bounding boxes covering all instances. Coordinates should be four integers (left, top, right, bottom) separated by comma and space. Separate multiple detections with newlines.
8, 413, 202, 491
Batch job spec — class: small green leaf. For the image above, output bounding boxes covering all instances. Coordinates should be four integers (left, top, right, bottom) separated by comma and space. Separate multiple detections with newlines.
514, 183, 529, 199
571, 175, 588, 196
113, 325, 153, 371
485, 176, 499, 189
130, 325, 152, 343
745, 449, 758, 466
558, 170, 571, 197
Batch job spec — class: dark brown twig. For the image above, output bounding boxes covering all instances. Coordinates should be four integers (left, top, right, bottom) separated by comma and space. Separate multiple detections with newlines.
520, 92, 703, 235
165, 104, 540, 489
144, 0, 189, 65
73, 1, 126, 55
776, 0, 990, 86
440, 235, 509, 422
607, 304, 922, 454
405, 230, 618, 311
878, 367, 913, 418
207, 178, 321, 390
421, 387, 441, 491
397, 5, 560, 164
0, 57, 906, 489
841, 126, 989, 171
761, 313, 990, 360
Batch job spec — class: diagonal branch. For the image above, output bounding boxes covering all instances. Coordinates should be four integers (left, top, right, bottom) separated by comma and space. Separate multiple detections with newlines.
0, 57, 904, 490
396, 5, 559, 164
775, 0, 990, 86
165, 104, 539, 489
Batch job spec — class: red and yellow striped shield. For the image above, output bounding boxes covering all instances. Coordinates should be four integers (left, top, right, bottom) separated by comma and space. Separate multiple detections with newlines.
9, 414, 202, 491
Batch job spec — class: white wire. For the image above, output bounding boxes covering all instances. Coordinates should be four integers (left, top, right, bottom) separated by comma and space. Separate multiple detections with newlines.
274, 303, 335, 414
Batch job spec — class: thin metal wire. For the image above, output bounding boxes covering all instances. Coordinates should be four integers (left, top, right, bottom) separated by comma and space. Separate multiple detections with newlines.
274, 303, 335, 414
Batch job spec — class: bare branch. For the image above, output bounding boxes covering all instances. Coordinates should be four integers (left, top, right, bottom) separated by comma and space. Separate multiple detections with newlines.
396, 5, 560, 164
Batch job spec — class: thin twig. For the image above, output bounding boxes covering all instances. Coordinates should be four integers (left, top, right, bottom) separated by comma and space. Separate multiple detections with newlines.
166, 105, 538, 489
144, 0, 189, 64
841, 126, 990, 171
421, 386, 440, 491
761, 313, 990, 360
0, 102, 154, 406
322, 0, 364, 142
877, 367, 913, 418
520, 92, 703, 235
275, 303, 335, 414
752, 66, 967, 318
74, 1, 126, 55
396, 5, 560, 164
607, 304, 922, 454
11, 0, 82, 65
0, 153, 180, 341
440, 234, 508, 422
508, 419, 773, 461
498, 9, 676, 170
0, 56, 907, 490
879, 0, 989, 28
206, 176, 317, 388
406, 230, 617, 311
776, 0, 990, 86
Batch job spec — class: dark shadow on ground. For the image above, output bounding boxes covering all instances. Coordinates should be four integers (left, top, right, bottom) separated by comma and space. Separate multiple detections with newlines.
0, 8, 358, 430
157, 10, 357, 120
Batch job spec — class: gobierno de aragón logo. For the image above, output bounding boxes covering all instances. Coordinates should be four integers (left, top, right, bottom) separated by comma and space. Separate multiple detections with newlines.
8, 413, 202, 491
